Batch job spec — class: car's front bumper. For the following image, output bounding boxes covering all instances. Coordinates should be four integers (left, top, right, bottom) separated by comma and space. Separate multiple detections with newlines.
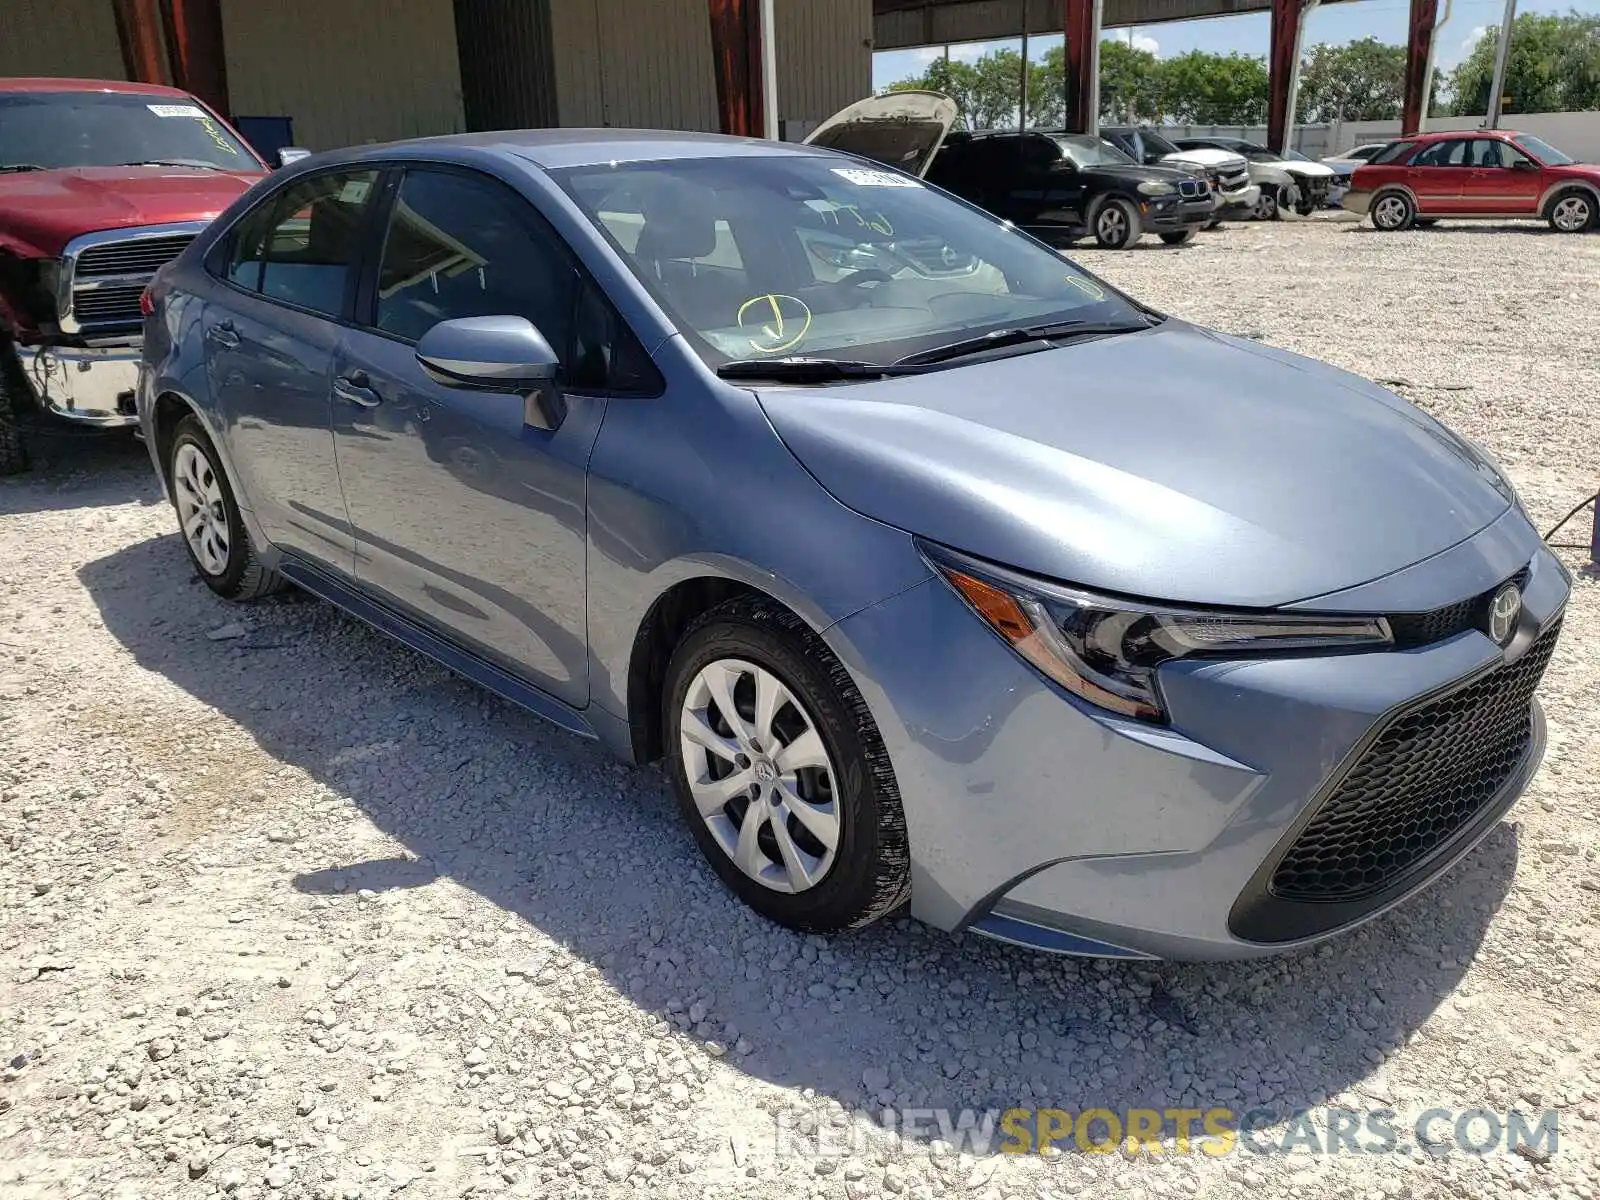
1215, 184, 1260, 216
829, 507, 1568, 960
13, 343, 143, 428
1143, 194, 1218, 231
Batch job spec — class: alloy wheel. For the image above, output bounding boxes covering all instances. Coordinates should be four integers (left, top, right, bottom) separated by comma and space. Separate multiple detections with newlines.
1096, 204, 1128, 245
173, 441, 230, 576
678, 658, 840, 894
1253, 191, 1277, 221
1552, 195, 1593, 232
1373, 195, 1409, 230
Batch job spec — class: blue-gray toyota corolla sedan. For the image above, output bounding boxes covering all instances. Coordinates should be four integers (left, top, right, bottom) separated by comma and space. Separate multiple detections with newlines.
137, 128, 1569, 960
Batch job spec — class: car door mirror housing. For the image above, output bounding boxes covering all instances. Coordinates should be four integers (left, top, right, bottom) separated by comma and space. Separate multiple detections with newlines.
1510, 158, 1537, 172
276, 147, 312, 168
416, 316, 561, 390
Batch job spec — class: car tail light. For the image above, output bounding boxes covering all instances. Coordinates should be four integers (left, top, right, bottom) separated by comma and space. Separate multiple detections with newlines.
139, 286, 155, 318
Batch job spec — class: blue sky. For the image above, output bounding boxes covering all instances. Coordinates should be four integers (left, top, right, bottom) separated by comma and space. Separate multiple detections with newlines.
871, 0, 1600, 89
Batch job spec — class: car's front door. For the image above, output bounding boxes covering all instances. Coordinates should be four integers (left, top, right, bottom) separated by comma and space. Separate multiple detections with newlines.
329, 164, 613, 705
1406, 138, 1471, 214
201, 167, 379, 568
1462, 137, 1544, 215
1007, 135, 1087, 239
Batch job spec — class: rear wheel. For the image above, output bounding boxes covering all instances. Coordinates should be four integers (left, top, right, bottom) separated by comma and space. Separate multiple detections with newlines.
1160, 229, 1196, 246
1548, 190, 1596, 233
167, 415, 286, 600
1091, 198, 1141, 249
663, 597, 910, 933
1370, 190, 1416, 231
0, 342, 31, 476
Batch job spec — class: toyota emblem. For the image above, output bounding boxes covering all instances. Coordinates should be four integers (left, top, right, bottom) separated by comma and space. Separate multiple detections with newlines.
1488, 583, 1522, 646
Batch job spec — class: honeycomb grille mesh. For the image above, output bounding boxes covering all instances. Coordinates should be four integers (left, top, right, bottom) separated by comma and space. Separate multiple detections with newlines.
1388, 569, 1530, 647
1269, 618, 1561, 903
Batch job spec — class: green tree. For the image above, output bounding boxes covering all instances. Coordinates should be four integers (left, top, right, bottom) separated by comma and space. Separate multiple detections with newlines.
1446, 11, 1600, 115
1158, 50, 1270, 124
1296, 37, 1410, 122
886, 57, 982, 129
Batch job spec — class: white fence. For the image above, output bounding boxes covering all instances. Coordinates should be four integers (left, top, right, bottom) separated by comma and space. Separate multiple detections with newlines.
1162, 111, 1600, 161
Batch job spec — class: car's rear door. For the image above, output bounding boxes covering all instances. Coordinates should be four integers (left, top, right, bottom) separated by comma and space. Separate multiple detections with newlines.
329, 163, 641, 705
1462, 137, 1544, 215
200, 166, 380, 569
1406, 138, 1471, 214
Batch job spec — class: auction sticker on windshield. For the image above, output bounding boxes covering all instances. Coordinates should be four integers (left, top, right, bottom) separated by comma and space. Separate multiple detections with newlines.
832, 168, 921, 188
147, 104, 208, 118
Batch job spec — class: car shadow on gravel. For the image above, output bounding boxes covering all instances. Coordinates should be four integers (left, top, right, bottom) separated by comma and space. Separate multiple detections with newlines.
79, 531, 1518, 1157
0, 427, 158, 516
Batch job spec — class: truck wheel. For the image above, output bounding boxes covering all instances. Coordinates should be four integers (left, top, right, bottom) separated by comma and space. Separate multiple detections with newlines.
1092, 198, 1142, 249
1160, 230, 1196, 246
0, 342, 32, 476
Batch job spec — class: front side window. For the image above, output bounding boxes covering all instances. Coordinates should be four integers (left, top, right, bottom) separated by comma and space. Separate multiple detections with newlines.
556, 154, 1142, 369
0, 90, 259, 172
374, 168, 577, 352
225, 169, 379, 318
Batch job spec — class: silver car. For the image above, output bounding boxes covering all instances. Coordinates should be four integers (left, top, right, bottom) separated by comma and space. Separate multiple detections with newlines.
137, 129, 1568, 960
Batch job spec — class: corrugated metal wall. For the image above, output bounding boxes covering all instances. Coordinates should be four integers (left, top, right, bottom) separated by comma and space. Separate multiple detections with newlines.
549, 0, 868, 133
222, 0, 465, 150
454, 0, 559, 131
0, 0, 124, 80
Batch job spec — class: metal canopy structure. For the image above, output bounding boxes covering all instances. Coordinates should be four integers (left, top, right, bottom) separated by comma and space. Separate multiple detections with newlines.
870, 0, 1445, 150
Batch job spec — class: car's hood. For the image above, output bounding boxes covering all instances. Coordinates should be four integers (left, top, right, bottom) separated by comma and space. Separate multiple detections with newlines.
1085, 162, 1201, 185
1281, 160, 1337, 178
1159, 148, 1245, 172
802, 91, 957, 179
756, 322, 1513, 607
0, 166, 259, 256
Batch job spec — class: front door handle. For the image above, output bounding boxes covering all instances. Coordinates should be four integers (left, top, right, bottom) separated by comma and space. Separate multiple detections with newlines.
333, 371, 382, 409
205, 320, 239, 349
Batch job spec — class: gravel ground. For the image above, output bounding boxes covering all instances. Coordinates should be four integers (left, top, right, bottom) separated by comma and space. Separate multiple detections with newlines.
2, 216, 1598, 1200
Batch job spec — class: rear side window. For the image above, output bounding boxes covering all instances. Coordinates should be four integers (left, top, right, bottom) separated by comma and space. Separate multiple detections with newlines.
1411, 140, 1468, 167
1370, 141, 1416, 165
222, 169, 379, 318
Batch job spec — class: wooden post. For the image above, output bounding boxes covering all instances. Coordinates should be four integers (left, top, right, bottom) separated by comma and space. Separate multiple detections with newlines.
708, 0, 764, 137
159, 0, 231, 115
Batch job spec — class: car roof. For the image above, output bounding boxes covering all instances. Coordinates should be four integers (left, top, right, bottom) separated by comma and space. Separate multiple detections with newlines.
303, 128, 831, 171
0, 76, 196, 98
1404, 128, 1524, 143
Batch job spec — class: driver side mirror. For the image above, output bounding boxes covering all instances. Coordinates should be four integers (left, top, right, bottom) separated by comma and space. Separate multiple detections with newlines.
275, 147, 312, 168
1509, 158, 1537, 171
416, 316, 566, 430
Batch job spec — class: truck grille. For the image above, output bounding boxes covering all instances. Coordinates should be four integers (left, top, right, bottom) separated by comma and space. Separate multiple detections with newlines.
1268, 617, 1561, 904
64, 228, 199, 334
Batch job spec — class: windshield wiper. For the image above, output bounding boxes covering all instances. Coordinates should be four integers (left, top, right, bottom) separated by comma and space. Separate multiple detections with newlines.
116, 159, 227, 171
717, 357, 925, 382
893, 316, 1158, 368
0, 163, 48, 173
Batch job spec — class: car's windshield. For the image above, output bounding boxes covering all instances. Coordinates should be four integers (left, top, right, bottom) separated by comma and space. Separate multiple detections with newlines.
1514, 134, 1574, 166
1055, 136, 1136, 168
0, 91, 259, 172
555, 154, 1140, 369
1231, 142, 1280, 162
1133, 130, 1181, 156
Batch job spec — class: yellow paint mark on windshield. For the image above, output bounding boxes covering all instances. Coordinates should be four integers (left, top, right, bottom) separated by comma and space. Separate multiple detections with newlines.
736, 294, 813, 355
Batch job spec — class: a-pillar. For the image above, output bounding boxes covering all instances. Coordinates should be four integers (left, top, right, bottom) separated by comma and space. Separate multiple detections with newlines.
1062, 0, 1102, 135
111, 0, 169, 85
158, 0, 231, 116
708, 0, 765, 137
1401, 0, 1440, 135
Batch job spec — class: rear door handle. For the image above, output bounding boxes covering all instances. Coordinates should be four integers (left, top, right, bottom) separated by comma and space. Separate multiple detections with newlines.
205, 320, 239, 349
333, 371, 382, 409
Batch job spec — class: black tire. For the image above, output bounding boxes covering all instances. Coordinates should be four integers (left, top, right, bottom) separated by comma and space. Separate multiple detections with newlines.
167, 414, 286, 601
663, 596, 910, 934
0, 343, 31, 476
1546, 189, 1597, 234
1091, 197, 1141, 249
1370, 189, 1416, 232
1160, 229, 1196, 246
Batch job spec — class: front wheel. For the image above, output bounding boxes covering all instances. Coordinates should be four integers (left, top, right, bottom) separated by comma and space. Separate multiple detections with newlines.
167, 415, 286, 600
0, 343, 32, 476
1548, 190, 1596, 233
1251, 189, 1278, 221
1160, 229, 1196, 246
1092, 198, 1142, 249
1370, 190, 1416, 231
664, 597, 910, 933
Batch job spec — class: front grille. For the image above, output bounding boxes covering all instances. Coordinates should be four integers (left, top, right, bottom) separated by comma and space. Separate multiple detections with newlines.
70, 284, 149, 325
1220, 168, 1251, 190
74, 234, 195, 278
1178, 179, 1207, 198
1268, 617, 1561, 903
1389, 569, 1529, 647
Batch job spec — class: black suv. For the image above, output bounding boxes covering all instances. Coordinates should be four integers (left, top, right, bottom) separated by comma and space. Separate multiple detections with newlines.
925, 131, 1216, 249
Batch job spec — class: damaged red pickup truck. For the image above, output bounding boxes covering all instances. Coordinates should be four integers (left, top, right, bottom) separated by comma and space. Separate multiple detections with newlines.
0, 78, 268, 473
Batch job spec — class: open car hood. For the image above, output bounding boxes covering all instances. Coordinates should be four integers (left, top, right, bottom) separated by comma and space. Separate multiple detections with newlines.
802, 91, 957, 179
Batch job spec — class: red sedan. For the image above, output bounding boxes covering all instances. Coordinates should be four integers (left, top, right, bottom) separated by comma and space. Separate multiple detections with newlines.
1343, 129, 1599, 233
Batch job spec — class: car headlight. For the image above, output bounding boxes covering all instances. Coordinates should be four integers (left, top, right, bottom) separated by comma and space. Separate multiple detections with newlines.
925, 546, 1393, 723
35, 258, 65, 319
1137, 181, 1176, 196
